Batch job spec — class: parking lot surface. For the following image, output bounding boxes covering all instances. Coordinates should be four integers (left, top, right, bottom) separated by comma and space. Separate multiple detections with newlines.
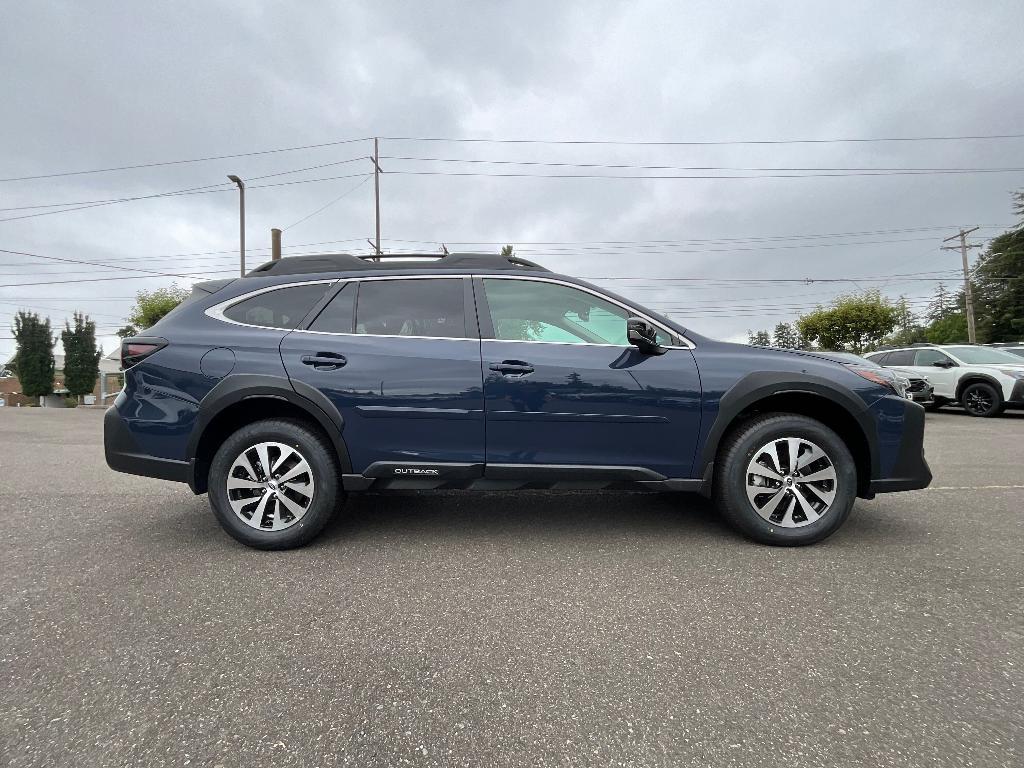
1, 407, 1021, 767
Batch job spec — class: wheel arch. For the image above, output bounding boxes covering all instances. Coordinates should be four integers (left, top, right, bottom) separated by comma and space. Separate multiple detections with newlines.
955, 373, 1004, 402
699, 375, 877, 498
187, 374, 351, 494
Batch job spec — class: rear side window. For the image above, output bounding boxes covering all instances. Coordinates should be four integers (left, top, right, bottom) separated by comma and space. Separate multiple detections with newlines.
223, 283, 329, 329
884, 349, 915, 366
864, 352, 888, 365
307, 283, 355, 333
355, 279, 468, 338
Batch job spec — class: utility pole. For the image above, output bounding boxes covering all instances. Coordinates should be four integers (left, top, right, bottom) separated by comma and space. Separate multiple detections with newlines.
941, 226, 982, 343
227, 175, 246, 276
371, 138, 382, 261
271, 228, 282, 261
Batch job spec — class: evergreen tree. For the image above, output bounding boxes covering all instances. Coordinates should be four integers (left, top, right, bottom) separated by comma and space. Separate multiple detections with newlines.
12, 311, 55, 399
61, 312, 101, 401
972, 226, 1024, 341
772, 321, 802, 349
500, 244, 515, 257
747, 330, 772, 346
926, 283, 952, 323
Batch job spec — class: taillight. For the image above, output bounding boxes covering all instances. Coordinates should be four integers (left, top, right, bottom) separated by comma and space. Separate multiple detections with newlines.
121, 338, 167, 369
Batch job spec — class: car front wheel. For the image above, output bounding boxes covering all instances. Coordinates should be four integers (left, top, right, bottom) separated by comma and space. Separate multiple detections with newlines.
960, 382, 1004, 417
713, 413, 857, 546
208, 418, 342, 550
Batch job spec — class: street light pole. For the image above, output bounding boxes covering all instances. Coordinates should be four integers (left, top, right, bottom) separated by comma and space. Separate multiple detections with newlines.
228, 175, 246, 276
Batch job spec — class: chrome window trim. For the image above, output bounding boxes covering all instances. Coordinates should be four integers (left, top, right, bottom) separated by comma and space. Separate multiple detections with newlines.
205, 273, 695, 349
205, 279, 339, 331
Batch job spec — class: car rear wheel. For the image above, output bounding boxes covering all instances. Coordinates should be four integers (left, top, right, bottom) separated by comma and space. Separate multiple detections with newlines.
713, 413, 857, 546
960, 382, 1004, 417
208, 418, 342, 549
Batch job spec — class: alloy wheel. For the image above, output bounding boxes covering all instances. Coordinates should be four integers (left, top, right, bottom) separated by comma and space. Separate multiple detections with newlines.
745, 437, 837, 528
226, 441, 315, 531
964, 388, 994, 415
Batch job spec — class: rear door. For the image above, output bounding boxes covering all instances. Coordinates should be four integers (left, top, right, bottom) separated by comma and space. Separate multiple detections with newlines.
475, 276, 702, 481
910, 348, 959, 397
281, 276, 485, 482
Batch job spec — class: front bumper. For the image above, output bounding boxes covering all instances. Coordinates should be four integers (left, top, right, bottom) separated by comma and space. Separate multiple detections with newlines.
868, 399, 932, 494
104, 405, 190, 483
1007, 380, 1024, 408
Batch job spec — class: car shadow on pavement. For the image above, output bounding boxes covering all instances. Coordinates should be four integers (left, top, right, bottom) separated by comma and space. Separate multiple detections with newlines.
931, 406, 1024, 420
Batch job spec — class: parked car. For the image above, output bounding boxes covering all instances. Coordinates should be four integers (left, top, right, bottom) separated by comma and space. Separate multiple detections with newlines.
865, 344, 1024, 417
105, 253, 931, 550
816, 351, 935, 407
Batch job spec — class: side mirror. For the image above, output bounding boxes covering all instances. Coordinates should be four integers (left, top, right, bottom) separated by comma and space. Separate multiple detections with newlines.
627, 317, 665, 355
932, 360, 955, 368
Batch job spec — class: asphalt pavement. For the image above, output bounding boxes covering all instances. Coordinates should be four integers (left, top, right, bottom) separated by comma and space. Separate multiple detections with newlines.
1, 406, 1021, 767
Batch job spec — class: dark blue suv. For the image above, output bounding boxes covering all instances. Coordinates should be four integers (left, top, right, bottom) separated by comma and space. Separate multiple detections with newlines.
105, 253, 931, 549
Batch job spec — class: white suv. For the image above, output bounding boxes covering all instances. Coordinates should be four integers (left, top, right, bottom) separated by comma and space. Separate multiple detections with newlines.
865, 344, 1024, 417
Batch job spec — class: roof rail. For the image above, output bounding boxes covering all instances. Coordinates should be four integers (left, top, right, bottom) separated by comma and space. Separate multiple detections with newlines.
245, 252, 549, 276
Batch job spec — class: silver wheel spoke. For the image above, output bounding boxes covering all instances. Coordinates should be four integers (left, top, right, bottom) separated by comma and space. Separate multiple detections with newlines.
796, 444, 825, 471
275, 492, 307, 520
227, 476, 264, 491
749, 463, 784, 482
792, 486, 822, 524
798, 466, 836, 484
255, 443, 272, 481
246, 492, 272, 529
277, 458, 312, 486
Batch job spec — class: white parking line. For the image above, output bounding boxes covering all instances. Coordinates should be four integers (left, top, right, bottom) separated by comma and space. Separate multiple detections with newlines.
916, 485, 1024, 491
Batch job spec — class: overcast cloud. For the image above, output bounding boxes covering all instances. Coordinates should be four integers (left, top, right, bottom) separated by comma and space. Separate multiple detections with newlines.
2, 0, 1023, 361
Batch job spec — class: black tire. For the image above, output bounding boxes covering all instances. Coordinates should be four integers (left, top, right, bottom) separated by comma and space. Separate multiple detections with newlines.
713, 413, 858, 546
208, 418, 342, 550
960, 381, 1004, 417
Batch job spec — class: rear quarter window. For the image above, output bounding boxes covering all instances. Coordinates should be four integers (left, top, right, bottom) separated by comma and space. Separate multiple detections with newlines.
223, 283, 330, 329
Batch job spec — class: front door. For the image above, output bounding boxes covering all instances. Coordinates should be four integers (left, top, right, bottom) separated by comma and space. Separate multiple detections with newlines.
281, 277, 485, 480
475, 276, 702, 480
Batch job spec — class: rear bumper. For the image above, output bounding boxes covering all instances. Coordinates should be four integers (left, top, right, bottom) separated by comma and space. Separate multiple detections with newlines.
104, 405, 190, 484
868, 399, 932, 494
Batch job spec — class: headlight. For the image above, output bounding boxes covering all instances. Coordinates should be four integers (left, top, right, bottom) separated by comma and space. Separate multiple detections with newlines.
847, 365, 907, 398
997, 369, 1024, 380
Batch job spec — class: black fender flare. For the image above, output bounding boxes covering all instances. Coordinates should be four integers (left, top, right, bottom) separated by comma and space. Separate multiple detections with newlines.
697, 371, 879, 484
186, 373, 351, 491
955, 373, 1004, 402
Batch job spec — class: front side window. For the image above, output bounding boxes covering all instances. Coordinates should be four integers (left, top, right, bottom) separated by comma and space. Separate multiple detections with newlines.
483, 279, 671, 346
914, 349, 954, 366
223, 282, 330, 329
355, 279, 468, 338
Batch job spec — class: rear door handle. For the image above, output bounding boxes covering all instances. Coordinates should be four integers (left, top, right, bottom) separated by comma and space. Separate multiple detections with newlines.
301, 353, 347, 370
489, 361, 535, 376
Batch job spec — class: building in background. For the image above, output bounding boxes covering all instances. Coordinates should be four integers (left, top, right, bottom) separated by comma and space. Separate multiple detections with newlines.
0, 351, 122, 407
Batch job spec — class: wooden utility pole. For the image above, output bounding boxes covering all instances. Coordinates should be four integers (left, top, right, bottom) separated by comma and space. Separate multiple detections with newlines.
371, 138, 382, 261
271, 228, 282, 261
941, 226, 982, 343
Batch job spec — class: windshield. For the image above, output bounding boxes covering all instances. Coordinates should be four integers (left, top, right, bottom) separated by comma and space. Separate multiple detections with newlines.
946, 346, 1024, 365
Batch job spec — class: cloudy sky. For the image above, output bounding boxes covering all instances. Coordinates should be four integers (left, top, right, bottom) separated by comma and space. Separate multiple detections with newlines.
2, 0, 1023, 362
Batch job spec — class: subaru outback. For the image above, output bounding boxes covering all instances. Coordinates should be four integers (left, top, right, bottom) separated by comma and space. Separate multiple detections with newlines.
105, 253, 931, 549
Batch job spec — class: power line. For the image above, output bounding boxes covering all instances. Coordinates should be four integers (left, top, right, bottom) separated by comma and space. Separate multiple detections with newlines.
382, 133, 1024, 146
381, 155, 1024, 174
283, 176, 371, 231
387, 168, 1024, 180
0, 137, 372, 183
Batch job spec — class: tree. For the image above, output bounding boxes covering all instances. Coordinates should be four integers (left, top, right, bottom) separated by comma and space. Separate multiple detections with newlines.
116, 325, 138, 339
972, 225, 1024, 342
500, 244, 515, 257
925, 283, 953, 324
61, 312, 101, 401
12, 311, 55, 399
747, 330, 772, 346
772, 321, 802, 349
796, 290, 899, 353
925, 312, 968, 343
126, 286, 190, 331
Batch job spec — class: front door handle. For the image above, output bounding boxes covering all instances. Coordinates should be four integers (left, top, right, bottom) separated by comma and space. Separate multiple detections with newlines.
489, 360, 535, 376
301, 353, 347, 370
